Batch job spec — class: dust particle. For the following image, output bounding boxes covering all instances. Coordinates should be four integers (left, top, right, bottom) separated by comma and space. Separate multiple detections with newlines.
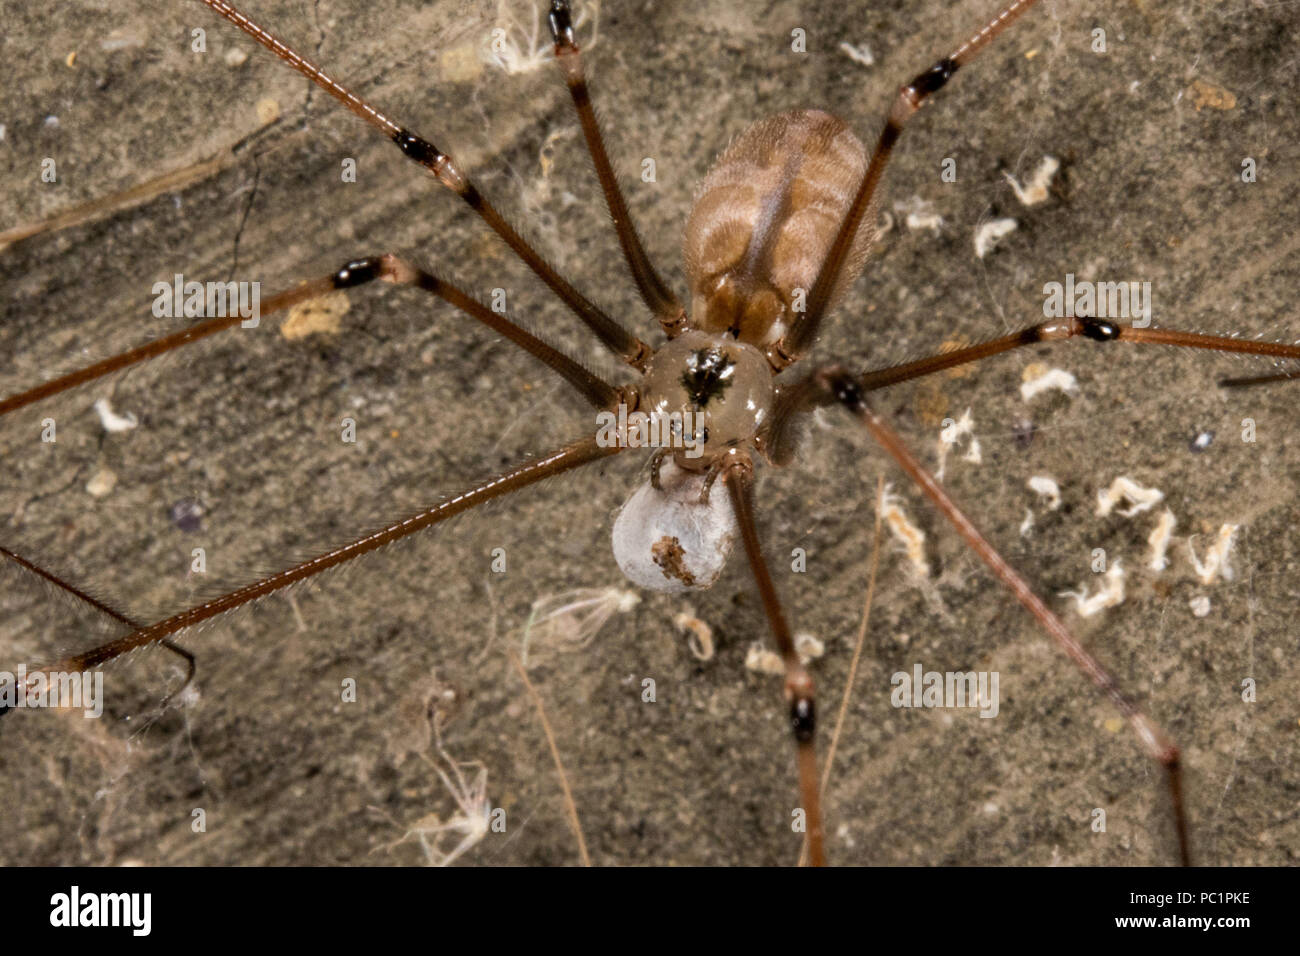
916, 384, 949, 427
169, 498, 204, 533
281, 290, 349, 339
86, 468, 117, 498
1188, 80, 1237, 111
256, 98, 281, 124
440, 44, 482, 84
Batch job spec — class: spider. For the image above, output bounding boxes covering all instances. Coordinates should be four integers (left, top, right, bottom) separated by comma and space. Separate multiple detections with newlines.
2, 0, 1297, 866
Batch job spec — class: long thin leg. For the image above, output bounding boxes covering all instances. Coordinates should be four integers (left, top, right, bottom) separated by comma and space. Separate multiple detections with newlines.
0, 546, 194, 713
4, 436, 623, 702
723, 457, 826, 867
547, 1, 685, 335
775, 0, 1043, 366
1218, 370, 1300, 388
852, 318, 1300, 393
1, 254, 621, 417
814, 366, 1191, 865
196, 0, 650, 368
0, 275, 329, 418
760, 316, 1300, 457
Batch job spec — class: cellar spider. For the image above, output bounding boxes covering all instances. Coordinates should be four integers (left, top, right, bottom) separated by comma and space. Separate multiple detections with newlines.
2, 0, 1298, 865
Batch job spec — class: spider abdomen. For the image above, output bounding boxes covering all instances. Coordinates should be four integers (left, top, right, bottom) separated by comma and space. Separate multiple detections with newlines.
683, 109, 873, 348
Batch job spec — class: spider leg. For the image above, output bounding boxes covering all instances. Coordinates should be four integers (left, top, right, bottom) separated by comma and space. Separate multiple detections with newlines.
775, 0, 1044, 367
0, 254, 622, 418
760, 316, 1300, 462
1, 436, 625, 710
195, 0, 650, 368
722, 456, 826, 866
845, 318, 1300, 395
548, 1, 685, 335
813, 366, 1191, 865
0, 546, 195, 717
0, 275, 330, 418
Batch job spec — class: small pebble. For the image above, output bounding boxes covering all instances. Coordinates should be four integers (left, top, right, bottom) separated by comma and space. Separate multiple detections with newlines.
85, 468, 117, 498
1012, 418, 1036, 449
169, 498, 204, 533
255, 98, 280, 124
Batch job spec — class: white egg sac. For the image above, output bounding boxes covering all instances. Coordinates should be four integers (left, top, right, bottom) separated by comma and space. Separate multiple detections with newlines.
612, 460, 738, 593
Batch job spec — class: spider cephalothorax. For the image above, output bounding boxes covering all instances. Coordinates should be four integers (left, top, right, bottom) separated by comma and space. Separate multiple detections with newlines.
638, 331, 773, 468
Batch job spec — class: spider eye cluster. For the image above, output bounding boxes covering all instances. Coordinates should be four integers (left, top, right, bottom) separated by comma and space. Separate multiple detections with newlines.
640, 331, 774, 456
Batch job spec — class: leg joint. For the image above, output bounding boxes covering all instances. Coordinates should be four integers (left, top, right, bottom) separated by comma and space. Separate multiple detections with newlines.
791, 696, 815, 743
812, 364, 866, 413
332, 257, 385, 288
905, 57, 959, 102
392, 129, 445, 169
1079, 317, 1122, 341
549, 1, 577, 51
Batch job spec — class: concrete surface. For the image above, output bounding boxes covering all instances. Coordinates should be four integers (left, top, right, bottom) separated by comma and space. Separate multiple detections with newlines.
1, 0, 1297, 865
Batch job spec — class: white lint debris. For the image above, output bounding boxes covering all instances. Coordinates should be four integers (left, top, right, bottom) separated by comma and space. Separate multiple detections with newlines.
1096, 476, 1164, 518
1147, 508, 1177, 572
936, 408, 981, 481
1020, 367, 1078, 403
1188, 524, 1239, 585
839, 41, 875, 67
1027, 475, 1062, 510
974, 217, 1017, 258
745, 632, 824, 675
796, 632, 825, 660
519, 586, 639, 667
879, 483, 930, 578
377, 745, 492, 867
1189, 594, 1211, 618
673, 608, 715, 662
92, 397, 138, 433
613, 460, 737, 593
1059, 561, 1126, 617
894, 195, 944, 233
482, 0, 598, 75
1003, 155, 1060, 206
1019, 508, 1035, 537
